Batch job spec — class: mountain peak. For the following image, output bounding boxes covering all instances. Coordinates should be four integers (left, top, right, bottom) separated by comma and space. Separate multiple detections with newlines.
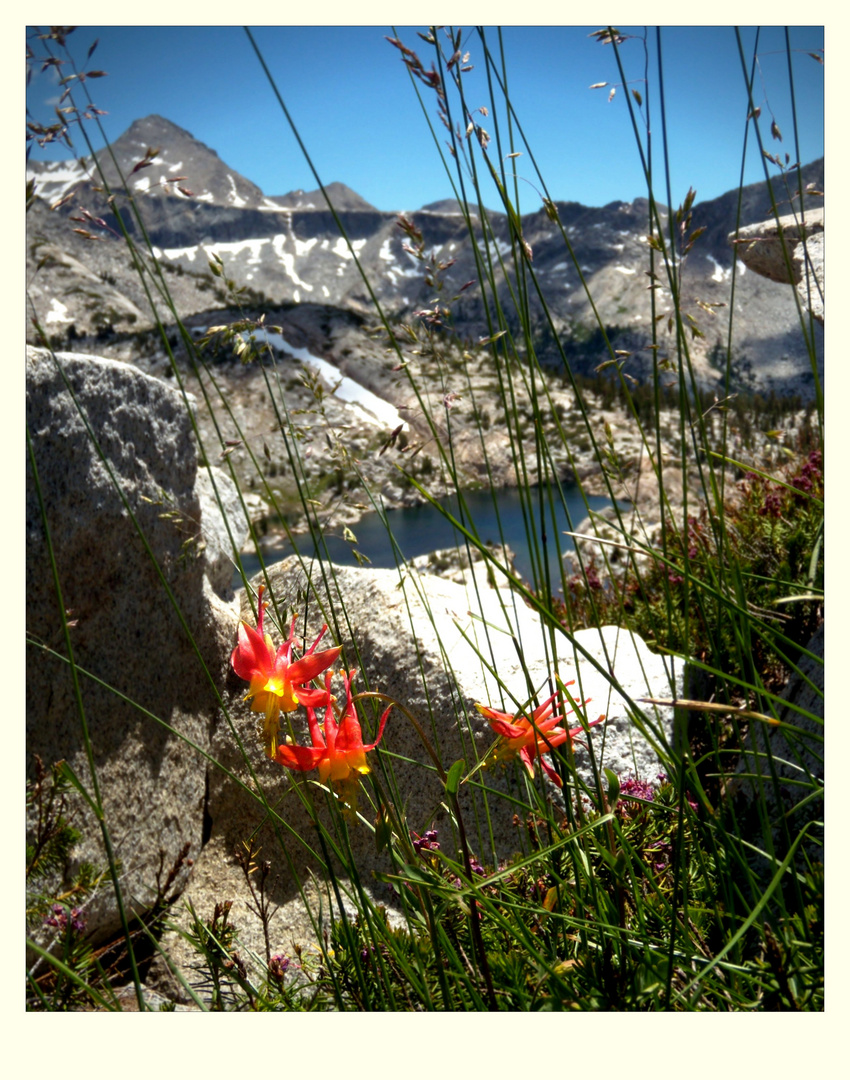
27, 113, 270, 210
270, 180, 378, 213
117, 114, 204, 149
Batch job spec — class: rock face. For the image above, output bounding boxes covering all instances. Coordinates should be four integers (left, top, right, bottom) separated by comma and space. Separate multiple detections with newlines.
26, 347, 245, 942
150, 554, 685, 995
194, 466, 249, 596
732, 206, 824, 324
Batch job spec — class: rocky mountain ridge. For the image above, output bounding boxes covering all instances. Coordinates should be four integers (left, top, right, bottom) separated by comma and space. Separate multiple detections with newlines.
28, 114, 823, 398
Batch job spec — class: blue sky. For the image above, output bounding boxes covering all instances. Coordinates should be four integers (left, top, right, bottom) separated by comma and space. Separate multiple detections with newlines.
26, 25, 824, 213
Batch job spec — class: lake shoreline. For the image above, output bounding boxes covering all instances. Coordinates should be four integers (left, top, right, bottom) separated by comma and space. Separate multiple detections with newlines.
235, 477, 626, 591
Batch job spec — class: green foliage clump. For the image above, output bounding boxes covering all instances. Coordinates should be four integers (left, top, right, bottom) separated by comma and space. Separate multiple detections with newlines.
623, 446, 823, 691
26, 756, 105, 1010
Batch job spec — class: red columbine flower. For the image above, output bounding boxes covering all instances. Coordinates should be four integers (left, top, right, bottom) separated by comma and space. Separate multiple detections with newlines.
276, 669, 391, 816
231, 586, 342, 758
475, 686, 605, 787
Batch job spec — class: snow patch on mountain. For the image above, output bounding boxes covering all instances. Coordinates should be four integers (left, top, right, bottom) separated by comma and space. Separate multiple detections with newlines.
27, 160, 89, 202
332, 237, 368, 260
294, 237, 318, 257
218, 327, 406, 430
706, 255, 728, 282
705, 255, 748, 282
227, 175, 247, 208
216, 238, 269, 264
154, 244, 199, 262
478, 238, 512, 258
271, 235, 314, 290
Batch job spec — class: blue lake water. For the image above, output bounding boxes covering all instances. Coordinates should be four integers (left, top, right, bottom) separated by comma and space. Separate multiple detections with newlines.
234, 482, 620, 590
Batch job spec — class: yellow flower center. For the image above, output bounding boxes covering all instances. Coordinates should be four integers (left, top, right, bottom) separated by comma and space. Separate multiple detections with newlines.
263, 674, 299, 713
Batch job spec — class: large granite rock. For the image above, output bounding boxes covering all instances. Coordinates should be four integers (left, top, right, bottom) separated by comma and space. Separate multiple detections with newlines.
26, 347, 245, 944
732, 206, 824, 324
150, 554, 684, 997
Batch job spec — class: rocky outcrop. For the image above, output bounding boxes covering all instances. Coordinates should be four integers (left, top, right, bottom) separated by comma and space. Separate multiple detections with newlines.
26, 347, 246, 945
732, 206, 824, 324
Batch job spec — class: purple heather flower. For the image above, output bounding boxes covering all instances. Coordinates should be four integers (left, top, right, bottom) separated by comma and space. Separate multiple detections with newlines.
586, 564, 602, 590
647, 839, 672, 872
759, 488, 784, 518
620, 776, 656, 803
44, 903, 86, 934
616, 775, 661, 819
43, 905, 64, 931
412, 829, 440, 855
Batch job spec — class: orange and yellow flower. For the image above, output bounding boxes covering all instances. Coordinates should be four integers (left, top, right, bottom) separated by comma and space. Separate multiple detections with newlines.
475, 686, 605, 787
231, 585, 342, 757
276, 669, 391, 815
